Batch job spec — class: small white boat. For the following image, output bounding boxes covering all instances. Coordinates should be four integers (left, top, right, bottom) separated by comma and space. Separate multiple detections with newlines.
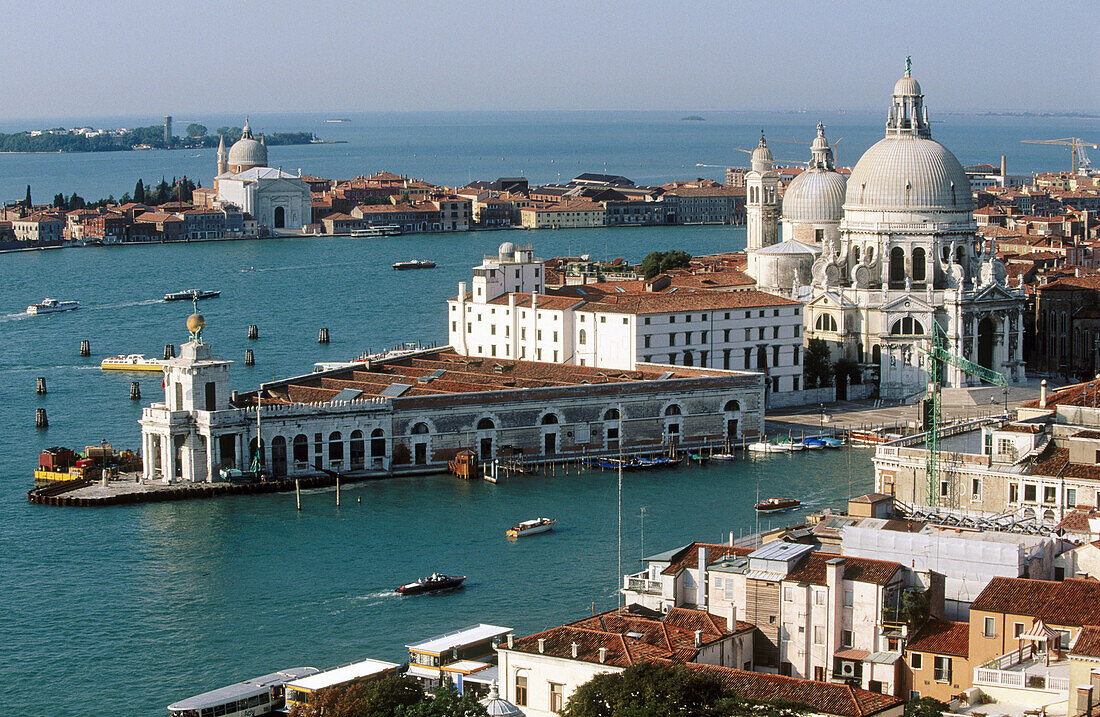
392, 259, 436, 270
352, 224, 402, 237
100, 354, 167, 372
165, 289, 220, 301
748, 441, 802, 453
26, 298, 78, 315
711, 453, 736, 461
507, 517, 556, 538
167, 666, 319, 717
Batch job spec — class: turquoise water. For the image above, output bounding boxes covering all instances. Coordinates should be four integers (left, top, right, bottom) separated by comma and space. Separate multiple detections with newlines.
1, 226, 873, 715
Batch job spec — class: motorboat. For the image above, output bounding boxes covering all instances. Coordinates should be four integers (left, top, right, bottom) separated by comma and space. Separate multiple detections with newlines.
395, 572, 466, 595
352, 225, 402, 237
100, 354, 167, 372
167, 666, 319, 717
820, 437, 845, 449
755, 497, 801, 513
165, 289, 220, 301
506, 517, 556, 538
710, 453, 736, 461
748, 441, 801, 453
802, 438, 826, 450
26, 298, 78, 315
392, 259, 436, 270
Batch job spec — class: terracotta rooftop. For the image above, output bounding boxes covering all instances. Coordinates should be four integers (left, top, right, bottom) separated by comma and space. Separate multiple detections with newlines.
1020, 379, 1100, 409
584, 289, 799, 314
659, 543, 754, 576
238, 348, 737, 407
971, 577, 1100, 626
1070, 625, 1100, 658
1056, 508, 1100, 533
907, 619, 969, 657
783, 553, 902, 587
687, 664, 904, 717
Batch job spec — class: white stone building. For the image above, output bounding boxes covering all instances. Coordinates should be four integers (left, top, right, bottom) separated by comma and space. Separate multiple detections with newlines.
744, 62, 1028, 400
213, 120, 311, 233
448, 243, 805, 400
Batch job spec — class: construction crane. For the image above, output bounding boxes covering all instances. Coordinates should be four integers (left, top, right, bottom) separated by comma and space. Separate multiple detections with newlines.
1021, 137, 1097, 174
916, 324, 1008, 506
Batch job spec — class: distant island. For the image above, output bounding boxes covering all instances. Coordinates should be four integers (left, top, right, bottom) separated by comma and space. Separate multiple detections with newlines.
0, 124, 319, 153
680, 115, 706, 121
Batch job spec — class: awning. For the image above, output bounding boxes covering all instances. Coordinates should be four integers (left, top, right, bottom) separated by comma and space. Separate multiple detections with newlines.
405, 664, 440, 680
1021, 619, 1060, 643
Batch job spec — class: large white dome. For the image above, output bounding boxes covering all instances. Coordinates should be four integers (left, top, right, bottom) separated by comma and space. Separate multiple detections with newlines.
227, 119, 267, 169
844, 136, 971, 213
783, 170, 847, 223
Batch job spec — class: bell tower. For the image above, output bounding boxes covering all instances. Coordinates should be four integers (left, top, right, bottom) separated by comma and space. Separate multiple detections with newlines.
746, 132, 779, 252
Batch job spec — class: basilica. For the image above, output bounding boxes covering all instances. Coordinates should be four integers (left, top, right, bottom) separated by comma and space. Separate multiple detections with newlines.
744, 61, 1027, 400
213, 119, 311, 233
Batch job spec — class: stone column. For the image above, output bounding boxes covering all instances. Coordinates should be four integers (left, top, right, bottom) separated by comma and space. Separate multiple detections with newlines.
237, 433, 245, 471
205, 435, 214, 483
164, 433, 175, 485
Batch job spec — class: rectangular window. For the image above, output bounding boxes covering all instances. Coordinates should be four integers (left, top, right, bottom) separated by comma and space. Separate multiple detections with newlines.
490, 324, 496, 335
758, 327, 765, 340
1014, 622, 1025, 638
813, 625, 825, 645
772, 376, 779, 393
549, 683, 563, 713
814, 589, 825, 605
644, 317, 651, 325
515, 676, 527, 706
933, 656, 951, 682
984, 616, 996, 638
972, 478, 982, 500
1009, 483, 1019, 503
537, 330, 542, 340
843, 590, 853, 607
783, 586, 794, 602
842, 629, 853, 647
773, 326, 779, 339
1024, 484, 1037, 502
773, 345, 780, 366
910, 652, 922, 669
1044, 486, 1057, 504
1067, 488, 1077, 507
552, 331, 558, 342
744, 347, 752, 369
793, 376, 800, 391
490, 345, 497, 356
451, 321, 456, 332
685, 332, 692, 344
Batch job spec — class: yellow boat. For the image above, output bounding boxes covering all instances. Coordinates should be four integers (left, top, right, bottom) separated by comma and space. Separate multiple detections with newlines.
100, 354, 167, 372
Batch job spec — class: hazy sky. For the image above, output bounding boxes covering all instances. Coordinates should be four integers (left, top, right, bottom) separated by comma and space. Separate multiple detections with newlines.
6, 0, 1097, 119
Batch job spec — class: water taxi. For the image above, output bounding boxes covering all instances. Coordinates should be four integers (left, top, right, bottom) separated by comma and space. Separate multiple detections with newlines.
395, 572, 466, 595
352, 224, 401, 237
392, 259, 436, 270
100, 354, 167, 372
166, 666, 319, 717
506, 517, 556, 538
26, 298, 78, 315
164, 289, 220, 301
755, 497, 801, 513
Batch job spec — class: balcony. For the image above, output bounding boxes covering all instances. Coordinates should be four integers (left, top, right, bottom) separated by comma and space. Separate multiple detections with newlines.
973, 646, 1070, 699
622, 571, 662, 596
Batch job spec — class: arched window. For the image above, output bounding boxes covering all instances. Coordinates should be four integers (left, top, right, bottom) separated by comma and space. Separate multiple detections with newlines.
890, 317, 925, 335
664, 404, 682, 416
866, 245, 875, 264
293, 434, 308, 464
724, 400, 741, 413
328, 431, 343, 464
370, 428, 386, 457
683, 351, 694, 366
274, 206, 286, 229
349, 430, 365, 470
757, 346, 768, 370
271, 436, 287, 476
815, 313, 838, 332
956, 245, 965, 266
912, 247, 926, 282
853, 245, 861, 264
412, 422, 430, 434
872, 344, 881, 366
541, 413, 559, 425
604, 408, 620, 421
578, 329, 586, 346
857, 344, 864, 363
477, 417, 496, 430
890, 246, 905, 283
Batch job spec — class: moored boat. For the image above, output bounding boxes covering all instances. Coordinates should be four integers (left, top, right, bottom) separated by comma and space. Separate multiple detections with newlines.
167, 666, 319, 717
820, 437, 845, 449
165, 289, 220, 301
802, 438, 826, 450
711, 452, 736, 461
352, 224, 402, 237
392, 259, 436, 270
26, 298, 78, 315
100, 354, 167, 372
395, 572, 466, 595
506, 517, 556, 537
755, 497, 801, 513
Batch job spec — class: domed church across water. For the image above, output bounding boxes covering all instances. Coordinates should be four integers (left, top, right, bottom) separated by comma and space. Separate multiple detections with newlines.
744, 60, 1026, 399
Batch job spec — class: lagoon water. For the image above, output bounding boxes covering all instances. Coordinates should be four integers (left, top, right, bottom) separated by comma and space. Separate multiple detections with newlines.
0, 108, 1074, 714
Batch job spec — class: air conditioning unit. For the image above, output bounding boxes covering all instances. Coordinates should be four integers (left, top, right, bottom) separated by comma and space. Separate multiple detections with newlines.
839, 661, 857, 677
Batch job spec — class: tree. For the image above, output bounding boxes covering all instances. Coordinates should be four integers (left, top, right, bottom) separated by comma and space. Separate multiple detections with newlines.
186, 123, 208, 138
834, 357, 861, 387
288, 675, 424, 717
904, 697, 948, 717
640, 250, 692, 279
397, 685, 489, 717
804, 338, 833, 388
68, 192, 85, 209
24, 184, 31, 208
563, 662, 726, 717
52, 193, 66, 209
134, 179, 145, 204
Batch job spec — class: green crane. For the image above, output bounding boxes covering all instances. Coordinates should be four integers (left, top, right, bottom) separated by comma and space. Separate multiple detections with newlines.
915, 323, 1008, 506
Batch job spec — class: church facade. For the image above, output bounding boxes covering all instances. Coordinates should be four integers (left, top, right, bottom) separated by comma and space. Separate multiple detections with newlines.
213, 120, 311, 233
744, 62, 1027, 400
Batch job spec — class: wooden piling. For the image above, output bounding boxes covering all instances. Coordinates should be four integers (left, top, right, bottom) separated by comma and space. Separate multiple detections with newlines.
129, 381, 141, 400
318, 327, 329, 343
35, 408, 48, 428
79, 340, 90, 356
248, 324, 258, 339
295, 479, 301, 511
245, 349, 255, 366
36, 377, 46, 395
163, 344, 175, 360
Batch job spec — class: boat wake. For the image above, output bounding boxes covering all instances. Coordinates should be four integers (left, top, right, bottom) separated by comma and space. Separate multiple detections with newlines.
84, 299, 162, 311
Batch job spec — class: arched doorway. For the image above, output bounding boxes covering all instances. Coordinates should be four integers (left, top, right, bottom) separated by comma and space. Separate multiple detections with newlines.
978, 317, 995, 372
370, 428, 386, 465
603, 409, 621, 452
349, 430, 365, 470
328, 431, 343, 469
411, 423, 429, 465
723, 400, 741, 441
872, 344, 881, 368
271, 436, 287, 477
541, 413, 560, 455
274, 206, 286, 229
476, 417, 496, 460
292, 434, 308, 470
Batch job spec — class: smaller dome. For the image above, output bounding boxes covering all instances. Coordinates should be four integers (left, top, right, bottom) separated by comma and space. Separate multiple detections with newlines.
186, 313, 205, 334
754, 239, 820, 255
498, 241, 515, 259
751, 133, 773, 172
480, 682, 524, 716
783, 170, 847, 223
894, 74, 922, 97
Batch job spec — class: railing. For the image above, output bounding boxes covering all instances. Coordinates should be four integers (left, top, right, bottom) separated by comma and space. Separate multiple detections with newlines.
623, 572, 662, 595
974, 667, 1069, 693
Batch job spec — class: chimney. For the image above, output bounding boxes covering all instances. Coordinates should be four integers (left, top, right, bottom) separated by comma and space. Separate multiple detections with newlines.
826, 557, 845, 594
697, 546, 709, 611
507, 633, 514, 649
1041, 379, 1048, 408
1075, 685, 1093, 717
458, 280, 467, 300
571, 642, 579, 658
727, 603, 738, 632
1001, 155, 1008, 178
537, 638, 545, 654
598, 647, 608, 663
694, 629, 703, 648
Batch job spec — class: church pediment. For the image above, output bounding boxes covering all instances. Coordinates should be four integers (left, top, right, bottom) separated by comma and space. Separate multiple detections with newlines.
970, 282, 1020, 302
807, 290, 856, 310
881, 294, 934, 313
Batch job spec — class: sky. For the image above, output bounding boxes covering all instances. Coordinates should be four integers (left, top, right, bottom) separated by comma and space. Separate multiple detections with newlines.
4, 0, 1097, 120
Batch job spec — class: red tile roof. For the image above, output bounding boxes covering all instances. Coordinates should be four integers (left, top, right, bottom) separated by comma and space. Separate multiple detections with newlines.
660, 543, 754, 576
971, 577, 1100, 627
586, 289, 799, 314
688, 664, 904, 717
1070, 625, 1100, 658
907, 619, 969, 657
784, 554, 902, 586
